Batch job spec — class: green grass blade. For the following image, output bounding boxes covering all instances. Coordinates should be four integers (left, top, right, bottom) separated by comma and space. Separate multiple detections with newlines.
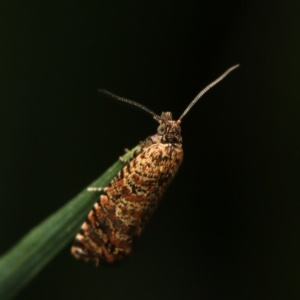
0, 146, 137, 300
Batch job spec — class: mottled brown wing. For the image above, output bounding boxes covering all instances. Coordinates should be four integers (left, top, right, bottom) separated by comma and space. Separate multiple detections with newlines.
71, 142, 183, 265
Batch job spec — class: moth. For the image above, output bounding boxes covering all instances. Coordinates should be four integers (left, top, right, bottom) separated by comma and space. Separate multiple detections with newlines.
71, 65, 239, 265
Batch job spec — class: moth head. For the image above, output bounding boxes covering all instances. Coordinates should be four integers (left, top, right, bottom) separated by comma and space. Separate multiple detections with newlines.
155, 112, 182, 143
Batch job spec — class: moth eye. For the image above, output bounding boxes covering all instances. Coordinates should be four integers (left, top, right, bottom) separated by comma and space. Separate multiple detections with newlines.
157, 124, 166, 135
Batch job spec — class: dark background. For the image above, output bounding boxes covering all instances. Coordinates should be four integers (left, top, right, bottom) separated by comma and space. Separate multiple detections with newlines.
1, 1, 299, 299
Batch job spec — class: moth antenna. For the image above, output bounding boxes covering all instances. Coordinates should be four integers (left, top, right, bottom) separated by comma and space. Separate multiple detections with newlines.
178, 64, 240, 121
98, 89, 161, 121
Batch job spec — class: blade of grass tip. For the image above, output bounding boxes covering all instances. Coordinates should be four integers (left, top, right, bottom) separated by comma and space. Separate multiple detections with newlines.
0, 146, 138, 300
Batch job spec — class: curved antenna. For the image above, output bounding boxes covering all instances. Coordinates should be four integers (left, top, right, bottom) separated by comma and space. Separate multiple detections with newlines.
178, 64, 240, 121
98, 89, 161, 121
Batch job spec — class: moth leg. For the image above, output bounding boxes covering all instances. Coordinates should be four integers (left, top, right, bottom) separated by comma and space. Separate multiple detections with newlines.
87, 187, 105, 192
140, 136, 157, 148
119, 156, 128, 163
118, 148, 132, 163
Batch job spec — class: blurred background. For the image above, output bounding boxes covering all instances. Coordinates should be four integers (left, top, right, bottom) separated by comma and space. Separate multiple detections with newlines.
0, 1, 299, 299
